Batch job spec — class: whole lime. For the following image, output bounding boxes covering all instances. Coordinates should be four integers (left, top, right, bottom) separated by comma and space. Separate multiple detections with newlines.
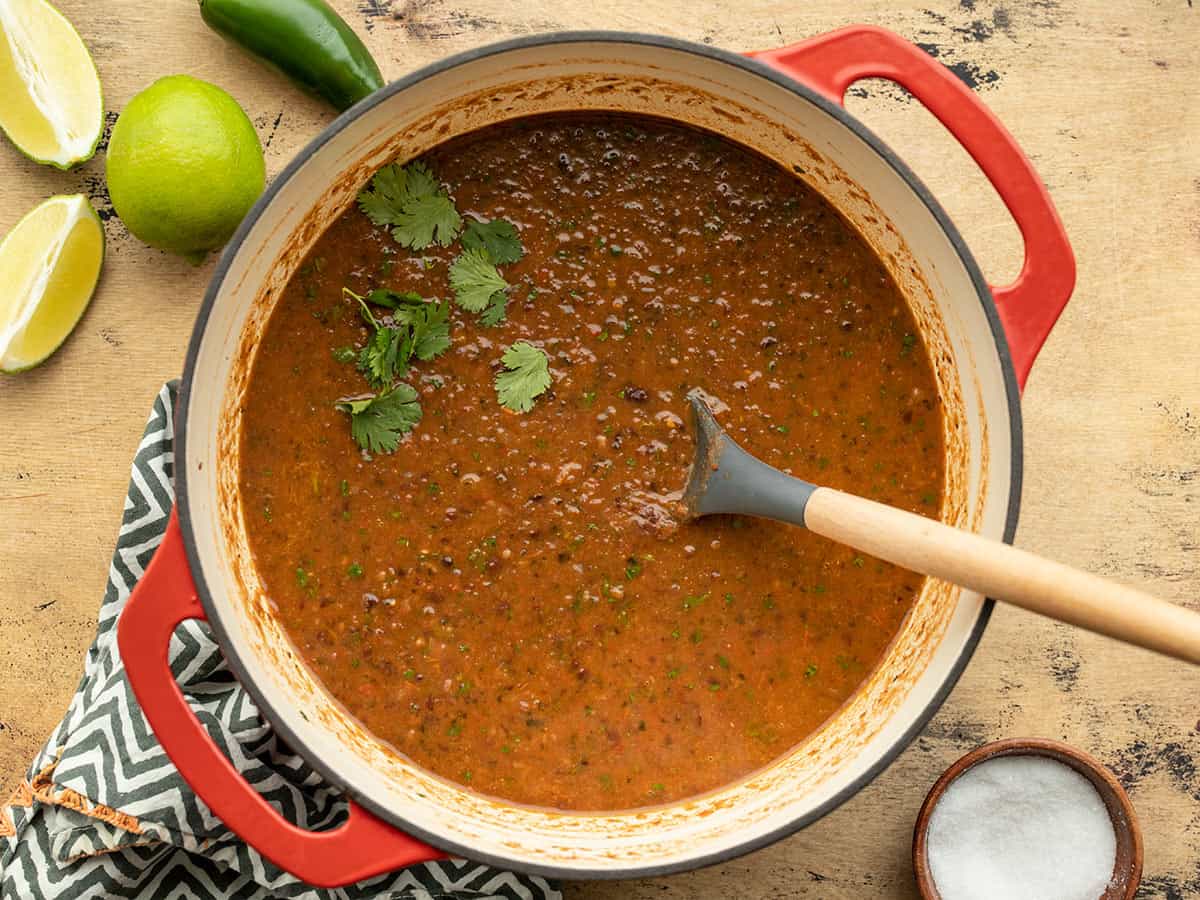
106, 75, 264, 262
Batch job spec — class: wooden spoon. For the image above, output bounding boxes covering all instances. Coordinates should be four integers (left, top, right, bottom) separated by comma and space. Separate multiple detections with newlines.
682, 393, 1200, 665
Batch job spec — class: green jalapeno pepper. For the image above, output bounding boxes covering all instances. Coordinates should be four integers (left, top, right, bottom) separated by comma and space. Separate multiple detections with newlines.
199, 0, 384, 111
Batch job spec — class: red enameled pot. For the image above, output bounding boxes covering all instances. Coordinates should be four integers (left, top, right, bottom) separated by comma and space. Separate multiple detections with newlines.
118, 26, 1074, 885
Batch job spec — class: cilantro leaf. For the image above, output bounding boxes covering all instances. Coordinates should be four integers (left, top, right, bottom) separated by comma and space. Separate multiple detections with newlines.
449, 247, 508, 313
356, 161, 462, 249
335, 384, 422, 454
462, 218, 523, 265
479, 292, 507, 327
358, 325, 413, 388
402, 162, 441, 200
495, 341, 551, 413
376, 293, 450, 360
403, 300, 452, 360
366, 288, 424, 309
356, 165, 409, 227
392, 194, 462, 249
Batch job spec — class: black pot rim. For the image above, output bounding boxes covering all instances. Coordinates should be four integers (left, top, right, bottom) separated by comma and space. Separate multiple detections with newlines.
176, 30, 1018, 883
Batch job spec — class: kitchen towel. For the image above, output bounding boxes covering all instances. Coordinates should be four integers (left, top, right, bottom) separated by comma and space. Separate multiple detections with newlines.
0, 382, 561, 900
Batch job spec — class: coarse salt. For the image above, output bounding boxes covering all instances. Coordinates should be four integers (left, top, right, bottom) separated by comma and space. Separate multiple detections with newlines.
926, 754, 1117, 900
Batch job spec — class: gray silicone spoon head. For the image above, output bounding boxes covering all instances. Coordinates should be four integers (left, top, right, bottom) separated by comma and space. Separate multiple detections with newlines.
682, 391, 817, 528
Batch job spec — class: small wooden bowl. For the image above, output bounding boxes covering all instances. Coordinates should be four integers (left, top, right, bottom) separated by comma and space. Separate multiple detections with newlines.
912, 738, 1142, 900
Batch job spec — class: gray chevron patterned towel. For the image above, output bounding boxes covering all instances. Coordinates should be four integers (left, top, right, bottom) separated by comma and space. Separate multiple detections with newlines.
0, 383, 562, 900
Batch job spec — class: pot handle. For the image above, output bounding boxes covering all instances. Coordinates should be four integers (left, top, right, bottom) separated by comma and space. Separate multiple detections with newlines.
117, 510, 445, 887
750, 25, 1075, 390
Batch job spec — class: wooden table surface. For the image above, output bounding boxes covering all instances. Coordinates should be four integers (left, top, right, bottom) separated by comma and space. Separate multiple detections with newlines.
2, 0, 1197, 895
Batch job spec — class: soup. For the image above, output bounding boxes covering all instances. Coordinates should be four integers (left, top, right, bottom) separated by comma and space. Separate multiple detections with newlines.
238, 114, 944, 811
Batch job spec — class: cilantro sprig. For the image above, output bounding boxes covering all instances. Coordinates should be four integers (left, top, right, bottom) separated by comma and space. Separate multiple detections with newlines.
453, 217, 523, 326
449, 247, 508, 312
366, 290, 452, 360
345, 288, 451, 389
358, 164, 523, 329
495, 341, 551, 413
357, 162, 463, 249
449, 247, 510, 326
344, 164, 536, 449
335, 384, 422, 454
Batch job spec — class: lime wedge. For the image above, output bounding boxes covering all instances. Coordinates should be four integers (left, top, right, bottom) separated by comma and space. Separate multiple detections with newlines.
0, 194, 104, 374
0, 0, 103, 169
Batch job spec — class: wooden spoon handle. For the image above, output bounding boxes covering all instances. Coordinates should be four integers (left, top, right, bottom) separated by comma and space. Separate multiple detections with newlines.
804, 487, 1200, 665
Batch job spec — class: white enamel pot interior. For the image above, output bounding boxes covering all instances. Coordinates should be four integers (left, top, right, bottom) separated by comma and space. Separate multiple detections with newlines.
177, 34, 1019, 878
